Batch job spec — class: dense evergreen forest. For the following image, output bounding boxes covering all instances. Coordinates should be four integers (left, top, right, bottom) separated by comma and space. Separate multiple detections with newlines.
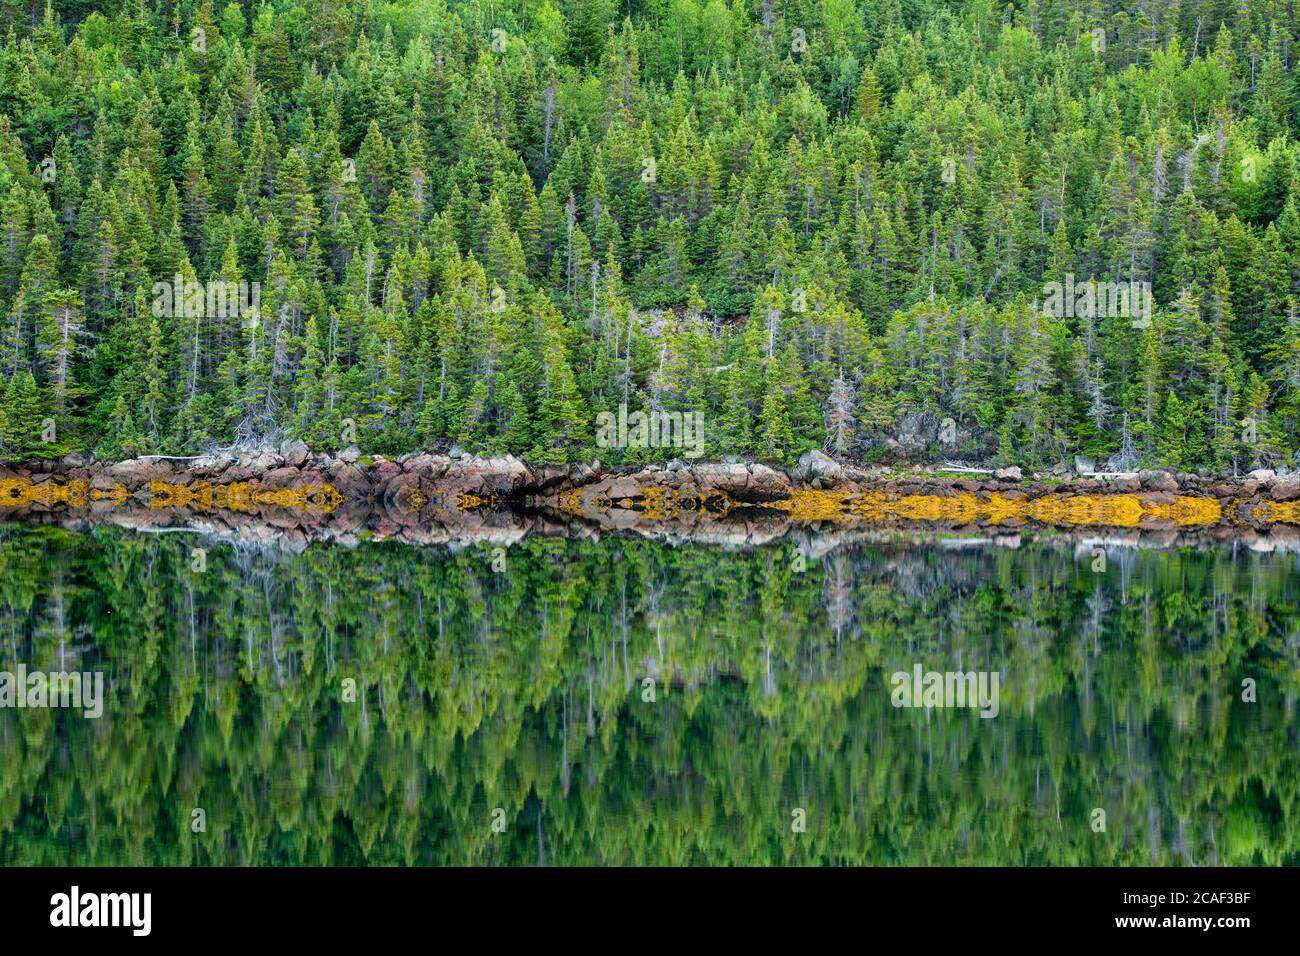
0, 0, 1298, 471
1, 526, 1297, 864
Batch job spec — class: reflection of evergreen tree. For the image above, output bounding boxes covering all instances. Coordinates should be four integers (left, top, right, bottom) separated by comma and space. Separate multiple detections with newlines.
0, 526, 1297, 866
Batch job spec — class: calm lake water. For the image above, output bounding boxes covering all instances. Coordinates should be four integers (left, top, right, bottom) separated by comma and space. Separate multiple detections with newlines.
0, 522, 1297, 865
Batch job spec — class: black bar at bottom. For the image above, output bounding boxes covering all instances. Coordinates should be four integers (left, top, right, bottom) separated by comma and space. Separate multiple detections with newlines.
0, 866, 1288, 942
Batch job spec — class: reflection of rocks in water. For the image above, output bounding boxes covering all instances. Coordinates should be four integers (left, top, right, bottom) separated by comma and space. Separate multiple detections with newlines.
5, 449, 1300, 553
8, 496, 1300, 559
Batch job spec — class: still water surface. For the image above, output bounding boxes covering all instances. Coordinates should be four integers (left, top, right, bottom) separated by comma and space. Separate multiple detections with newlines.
0, 523, 1296, 865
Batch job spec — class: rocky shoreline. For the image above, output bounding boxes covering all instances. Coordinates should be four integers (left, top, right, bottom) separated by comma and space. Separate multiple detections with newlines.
3, 443, 1299, 545
7, 442, 1299, 502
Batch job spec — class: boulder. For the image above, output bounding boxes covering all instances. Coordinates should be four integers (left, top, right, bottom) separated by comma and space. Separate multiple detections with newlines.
994, 466, 1022, 482
261, 466, 303, 489
327, 462, 370, 498
692, 463, 750, 496
796, 449, 843, 484
279, 438, 310, 467
1137, 470, 1178, 493
1269, 477, 1300, 502
216, 464, 255, 484
1139, 492, 1176, 507
249, 451, 283, 471
189, 455, 229, 477
402, 454, 449, 480
108, 458, 173, 485
455, 455, 533, 496
605, 476, 641, 500
531, 465, 572, 491
746, 463, 792, 501
570, 461, 600, 484
381, 472, 427, 513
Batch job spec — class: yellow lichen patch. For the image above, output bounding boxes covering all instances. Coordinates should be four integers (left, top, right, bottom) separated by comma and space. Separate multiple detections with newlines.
0, 477, 89, 508
552, 484, 727, 520
211, 481, 342, 513
771, 489, 854, 521
90, 484, 127, 504
253, 484, 342, 512
255, 487, 310, 509
149, 480, 213, 509
841, 493, 887, 522
401, 488, 429, 512
981, 493, 1025, 524
637, 486, 677, 520
1146, 496, 1223, 526
64, 480, 89, 507
214, 482, 256, 512
455, 490, 503, 510
1024, 494, 1147, 527
698, 490, 735, 516
312, 485, 345, 511
636, 485, 706, 520
897, 493, 983, 522
770, 489, 1224, 529
1262, 500, 1300, 525
265, 484, 305, 511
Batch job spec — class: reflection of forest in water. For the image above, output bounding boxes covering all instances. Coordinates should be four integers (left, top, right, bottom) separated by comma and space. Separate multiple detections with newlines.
0, 523, 1297, 866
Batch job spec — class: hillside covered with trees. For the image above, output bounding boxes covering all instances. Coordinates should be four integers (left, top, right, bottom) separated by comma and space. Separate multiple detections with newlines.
0, 0, 1298, 472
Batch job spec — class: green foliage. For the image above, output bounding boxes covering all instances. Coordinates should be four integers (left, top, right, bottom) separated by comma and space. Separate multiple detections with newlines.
0, 2, 1295, 472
